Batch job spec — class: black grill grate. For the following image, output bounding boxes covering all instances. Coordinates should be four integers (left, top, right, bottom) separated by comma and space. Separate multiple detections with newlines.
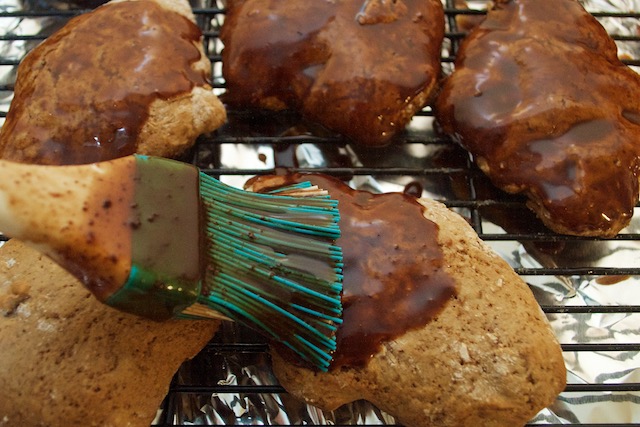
1, 1, 639, 426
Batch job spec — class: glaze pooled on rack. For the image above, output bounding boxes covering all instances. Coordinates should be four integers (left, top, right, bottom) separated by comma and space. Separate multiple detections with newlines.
0, 0, 226, 165
435, 0, 640, 237
221, 0, 444, 147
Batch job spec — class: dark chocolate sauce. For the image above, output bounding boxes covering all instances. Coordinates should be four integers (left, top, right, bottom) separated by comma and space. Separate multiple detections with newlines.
436, 0, 640, 236
0, 1, 208, 165
253, 173, 457, 369
221, 2, 336, 109
221, 0, 444, 146
403, 181, 424, 198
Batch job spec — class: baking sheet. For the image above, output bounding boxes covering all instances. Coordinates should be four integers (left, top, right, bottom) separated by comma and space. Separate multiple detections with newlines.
0, 0, 639, 425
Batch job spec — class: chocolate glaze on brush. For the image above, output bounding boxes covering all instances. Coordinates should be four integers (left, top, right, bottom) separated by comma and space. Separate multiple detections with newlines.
0, 0, 209, 165
435, 0, 640, 237
249, 173, 457, 369
107, 158, 203, 319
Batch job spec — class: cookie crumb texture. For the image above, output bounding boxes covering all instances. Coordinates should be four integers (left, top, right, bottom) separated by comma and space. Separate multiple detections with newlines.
0, 240, 219, 426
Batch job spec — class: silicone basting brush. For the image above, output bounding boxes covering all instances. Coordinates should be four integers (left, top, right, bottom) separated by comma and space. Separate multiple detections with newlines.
0, 154, 343, 370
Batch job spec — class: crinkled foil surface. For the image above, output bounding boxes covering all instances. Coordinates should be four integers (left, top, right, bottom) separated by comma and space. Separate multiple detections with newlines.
0, 0, 639, 425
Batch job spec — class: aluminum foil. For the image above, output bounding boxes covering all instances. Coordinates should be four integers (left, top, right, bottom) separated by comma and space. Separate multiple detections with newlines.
198, 133, 640, 426
0, 0, 639, 425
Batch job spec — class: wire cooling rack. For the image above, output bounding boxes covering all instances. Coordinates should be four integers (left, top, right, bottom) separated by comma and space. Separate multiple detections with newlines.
1, 1, 639, 426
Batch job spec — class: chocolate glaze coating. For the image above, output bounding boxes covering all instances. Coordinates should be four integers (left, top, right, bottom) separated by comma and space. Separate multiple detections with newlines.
221, 0, 444, 147
435, 0, 640, 237
0, 1, 210, 165
247, 173, 457, 369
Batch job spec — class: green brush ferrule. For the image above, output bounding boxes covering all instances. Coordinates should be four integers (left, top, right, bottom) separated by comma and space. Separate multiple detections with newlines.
106, 265, 201, 320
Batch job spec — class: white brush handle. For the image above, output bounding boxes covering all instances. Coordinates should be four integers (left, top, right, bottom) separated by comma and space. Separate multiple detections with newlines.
0, 157, 136, 299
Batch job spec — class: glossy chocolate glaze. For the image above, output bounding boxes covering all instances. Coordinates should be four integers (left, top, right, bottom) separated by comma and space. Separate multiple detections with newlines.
0, 1, 208, 165
221, 0, 444, 146
251, 173, 457, 369
435, 0, 640, 237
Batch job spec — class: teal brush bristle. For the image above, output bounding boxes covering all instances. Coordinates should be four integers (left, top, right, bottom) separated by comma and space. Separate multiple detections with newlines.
0, 153, 342, 372
197, 173, 343, 371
